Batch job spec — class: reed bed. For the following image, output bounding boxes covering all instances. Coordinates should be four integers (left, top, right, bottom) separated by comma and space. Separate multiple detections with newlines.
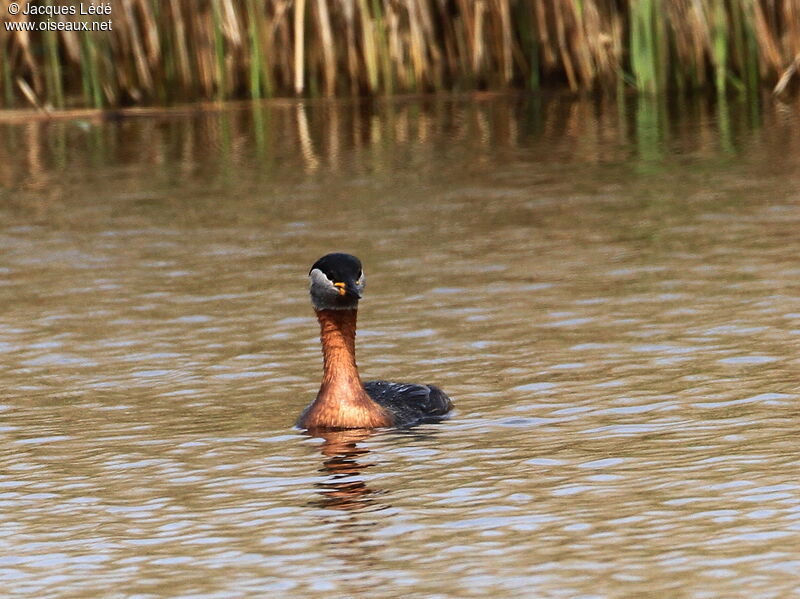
1, 0, 799, 109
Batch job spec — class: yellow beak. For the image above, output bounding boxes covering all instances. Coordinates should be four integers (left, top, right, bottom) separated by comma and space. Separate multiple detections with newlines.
333, 282, 347, 296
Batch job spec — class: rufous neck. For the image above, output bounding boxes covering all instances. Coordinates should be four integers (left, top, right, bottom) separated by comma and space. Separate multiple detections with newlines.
299, 308, 391, 430
316, 308, 360, 382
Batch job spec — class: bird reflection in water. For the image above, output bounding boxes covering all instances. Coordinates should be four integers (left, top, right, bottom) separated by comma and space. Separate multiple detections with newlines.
309, 428, 388, 511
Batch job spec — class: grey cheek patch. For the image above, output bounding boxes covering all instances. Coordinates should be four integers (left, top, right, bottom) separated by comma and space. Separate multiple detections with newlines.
309, 268, 353, 310
309, 269, 334, 305
309, 268, 334, 293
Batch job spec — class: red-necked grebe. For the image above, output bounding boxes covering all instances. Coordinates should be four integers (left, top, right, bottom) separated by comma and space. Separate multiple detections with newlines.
297, 252, 453, 430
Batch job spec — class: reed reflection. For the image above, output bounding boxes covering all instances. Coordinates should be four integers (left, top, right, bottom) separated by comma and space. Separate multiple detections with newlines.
309, 428, 386, 512
2, 93, 791, 198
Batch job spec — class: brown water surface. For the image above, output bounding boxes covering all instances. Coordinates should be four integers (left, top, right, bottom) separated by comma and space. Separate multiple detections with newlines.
0, 94, 798, 598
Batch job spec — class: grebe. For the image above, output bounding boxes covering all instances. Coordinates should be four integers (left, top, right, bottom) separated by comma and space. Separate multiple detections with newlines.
297, 252, 453, 430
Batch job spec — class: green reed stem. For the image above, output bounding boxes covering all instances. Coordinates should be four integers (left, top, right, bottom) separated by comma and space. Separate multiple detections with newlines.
155, 0, 175, 104
711, 0, 728, 95
630, 0, 656, 93
246, 0, 263, 99
43, 28, 64, 108
741, 1, 760, 96
371, 0, 393, 94
212, 0, 226, 100
80, 33, 103, 108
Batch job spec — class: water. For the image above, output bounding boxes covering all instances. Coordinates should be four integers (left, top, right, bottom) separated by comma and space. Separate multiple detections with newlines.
1, 94, 799, 598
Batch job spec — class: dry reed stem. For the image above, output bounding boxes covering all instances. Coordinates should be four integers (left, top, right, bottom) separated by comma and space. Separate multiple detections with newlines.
773, 53, 800, 96
293, 0, 305, 94
313, 0, 335, 96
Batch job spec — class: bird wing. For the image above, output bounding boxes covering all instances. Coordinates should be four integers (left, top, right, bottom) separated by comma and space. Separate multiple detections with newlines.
363, 380, 453, 423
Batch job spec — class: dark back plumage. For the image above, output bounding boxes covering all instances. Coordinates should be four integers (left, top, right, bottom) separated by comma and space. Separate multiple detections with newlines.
363, 381, 452, 426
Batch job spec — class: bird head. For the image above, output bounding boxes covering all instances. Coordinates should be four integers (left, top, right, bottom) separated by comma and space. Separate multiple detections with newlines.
308, 252, 365, 310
